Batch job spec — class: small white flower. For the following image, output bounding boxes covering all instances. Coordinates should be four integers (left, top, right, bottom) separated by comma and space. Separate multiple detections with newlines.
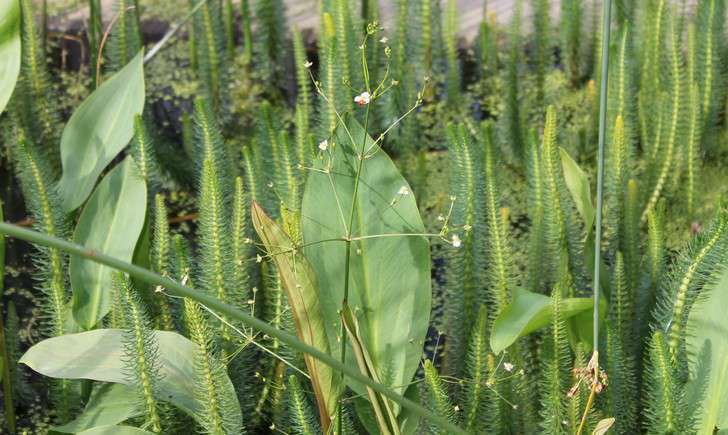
453, 405, 460, 412
463, 224, 472, 231
154, 285, 163, 293
504, 362, 514, 372
437, 214, 445, 221
379, 36, 388, 44
256, 254, 263, 263
450, 195, 457, 202
267, 181, 274, 188
318, 139, 329, 151
304, 60, 313, 68
397, 185, 410, 195
354, 91, 371, 106
451, 234, 462, 248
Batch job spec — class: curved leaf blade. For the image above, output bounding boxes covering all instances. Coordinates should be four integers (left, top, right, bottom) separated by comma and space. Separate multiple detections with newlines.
57, 50, 145, 211
490, 288, 595, 354
0, 0, 20, 114
302, 115, 431, 401
251, 201, 343, 431
71, 157, 147, 329
560, 147, 595, 231
19, 329, 242, 429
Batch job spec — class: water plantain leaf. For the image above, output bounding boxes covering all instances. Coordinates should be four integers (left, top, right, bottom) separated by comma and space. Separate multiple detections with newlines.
0, 0, 21, 114
71, 157, 147, 330
490, 287, 596, 354
302, 115, 431, 403
560, 147, 595, 234
19, 329, 242, 429
251, 201, 343, 432
76, 425, 155, 435
57, 50, 145, 211
686, 266, 728, 433
52, 383, 142, 433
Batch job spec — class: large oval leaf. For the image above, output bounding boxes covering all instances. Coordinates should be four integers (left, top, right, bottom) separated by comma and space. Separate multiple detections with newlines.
71, 157, 147, 329
251, 202, 342, 431
490, 288, 596, 354
57, 50, 145, 211
20, 329, 242, 429
687, 267, 728, 433
302, 115, 431, 401
0, 0, 21, 114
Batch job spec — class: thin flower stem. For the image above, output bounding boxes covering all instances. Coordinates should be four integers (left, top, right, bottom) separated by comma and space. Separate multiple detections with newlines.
337, 98, 372, 435
143, 0, 212, 63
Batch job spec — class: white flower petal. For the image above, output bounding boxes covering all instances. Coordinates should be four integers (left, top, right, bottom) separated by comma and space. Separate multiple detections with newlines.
354, 91, 371, 106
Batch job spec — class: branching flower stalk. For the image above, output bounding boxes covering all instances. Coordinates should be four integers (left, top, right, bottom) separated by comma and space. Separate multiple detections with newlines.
336, 31, 375, 434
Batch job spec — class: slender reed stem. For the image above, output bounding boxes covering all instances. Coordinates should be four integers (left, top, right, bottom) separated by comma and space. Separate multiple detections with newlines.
593, 0, 612, 356
0, 204, 15, 433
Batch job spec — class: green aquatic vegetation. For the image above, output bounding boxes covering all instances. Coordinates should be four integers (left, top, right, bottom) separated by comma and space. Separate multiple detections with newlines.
1, 0, 728, 434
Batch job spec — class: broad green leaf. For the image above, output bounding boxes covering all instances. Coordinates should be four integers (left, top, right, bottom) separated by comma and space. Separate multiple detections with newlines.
490, 288, 596, 354
53, 383, 142, 433
560, 147, 595, 232
0, 0, 21, 114
77, 425, 154, 435
687, 267, 728, 433
302, 115, 431, 403
57, 50, 145, 211
20, 329, 242, 429
251, 202, 343, 431
71, 157, 147, 329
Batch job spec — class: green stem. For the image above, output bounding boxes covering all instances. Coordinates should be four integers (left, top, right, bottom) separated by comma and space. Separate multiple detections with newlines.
0, 204, 15, 434
337, 102, 371, 434
0, 299, 14, 434
592, 0, 612, 352
0, 221, 466, 435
